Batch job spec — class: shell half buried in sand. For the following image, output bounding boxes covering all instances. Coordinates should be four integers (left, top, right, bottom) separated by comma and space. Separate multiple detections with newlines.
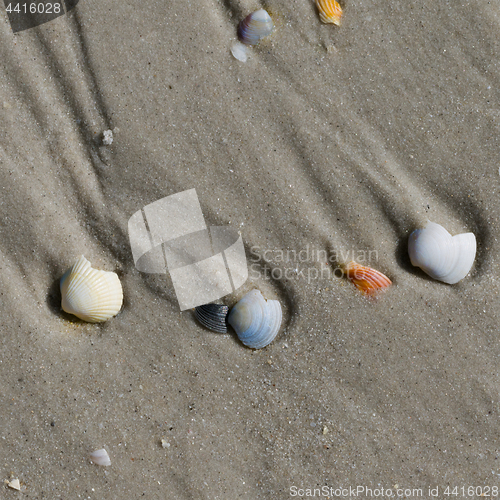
60, 255, 123, 322
316, 0, 343, 25
227, 289, 282, 349
237, 9, 274, 46
89, 448, 111, 466
408, 221, 476, 284
194, 303, 229, 334
231, 41, 250, 62
344, 261, 392, 295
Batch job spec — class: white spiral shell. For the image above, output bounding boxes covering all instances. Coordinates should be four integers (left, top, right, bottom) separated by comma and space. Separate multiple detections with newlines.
60, 255, 123, 322
227, 289, 282, 349
237, 9, 274, 46
408, 221, 476, 284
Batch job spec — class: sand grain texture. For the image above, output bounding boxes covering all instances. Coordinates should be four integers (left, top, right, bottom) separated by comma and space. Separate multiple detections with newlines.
1, 0, 499, 498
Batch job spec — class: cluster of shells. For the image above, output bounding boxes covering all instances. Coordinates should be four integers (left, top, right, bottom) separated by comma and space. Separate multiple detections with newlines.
231, 1, 343, 62
231, 9, 274, 62
195, 290, 283, 349
59, 220, 477, 350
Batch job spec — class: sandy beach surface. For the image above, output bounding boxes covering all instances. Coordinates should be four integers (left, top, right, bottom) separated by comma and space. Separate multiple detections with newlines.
1, 0, 500, 498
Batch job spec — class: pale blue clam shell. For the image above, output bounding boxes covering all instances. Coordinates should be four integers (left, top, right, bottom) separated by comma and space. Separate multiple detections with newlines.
228, 289, 282, 349
238, 9, 274, 46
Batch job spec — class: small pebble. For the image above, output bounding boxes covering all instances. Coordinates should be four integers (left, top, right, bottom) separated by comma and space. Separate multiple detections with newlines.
102, 129, 113, 145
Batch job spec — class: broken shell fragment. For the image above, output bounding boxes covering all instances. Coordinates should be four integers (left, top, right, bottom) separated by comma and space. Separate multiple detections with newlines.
238, 9, 274, 46
7, 479, 21, 490
228, 289, 282, 349
344, 261, 392, 295
89, 448, 111, 466
60, 255, 123, 322
231, 41, 250, 62
316, 0, 343, 25
195, 303, 229, 333
408, 221, 476, 284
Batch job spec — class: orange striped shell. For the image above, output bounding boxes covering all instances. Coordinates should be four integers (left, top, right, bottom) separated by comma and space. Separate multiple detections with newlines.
344, 261, 392, 295
315, 0, 343, 25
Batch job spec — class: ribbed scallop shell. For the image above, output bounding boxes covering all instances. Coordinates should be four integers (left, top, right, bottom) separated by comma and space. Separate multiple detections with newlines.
238, 9, 274, 46
408, 221, 476, 284
195, 304, 229, 333
60, 255, 123, 322
316, 0, 343, 25
227, 290, 282, 349
345, 261, 392, 295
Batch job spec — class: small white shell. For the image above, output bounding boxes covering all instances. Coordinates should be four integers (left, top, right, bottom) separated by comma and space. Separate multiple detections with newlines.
231, 41, 250, 62
238, 9, 274, 46
60, 255, 123, 322
227, 290, 282, 349
89, 448, 111, 466
7, 479, 21, 490
408, 221, 476, 284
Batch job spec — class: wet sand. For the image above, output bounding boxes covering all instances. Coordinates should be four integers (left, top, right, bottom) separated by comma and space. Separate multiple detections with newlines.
1, 0, 500, 497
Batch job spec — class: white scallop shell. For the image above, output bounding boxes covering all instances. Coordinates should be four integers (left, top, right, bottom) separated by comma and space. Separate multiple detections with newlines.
60, 255, 123, 322
227, 289, 282, 349
238, 9, 274, 46
89, 448, 111, 466
408, 221, 476, 284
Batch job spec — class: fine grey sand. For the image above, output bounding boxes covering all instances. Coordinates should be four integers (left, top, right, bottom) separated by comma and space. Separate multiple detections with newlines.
1, 0, 500, 498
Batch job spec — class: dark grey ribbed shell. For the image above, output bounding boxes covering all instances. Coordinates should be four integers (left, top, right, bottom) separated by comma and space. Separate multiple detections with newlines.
194, 304, 229, 333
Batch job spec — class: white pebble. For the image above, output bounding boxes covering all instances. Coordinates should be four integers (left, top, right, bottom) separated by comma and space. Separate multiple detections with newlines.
102, 130, 113, 146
